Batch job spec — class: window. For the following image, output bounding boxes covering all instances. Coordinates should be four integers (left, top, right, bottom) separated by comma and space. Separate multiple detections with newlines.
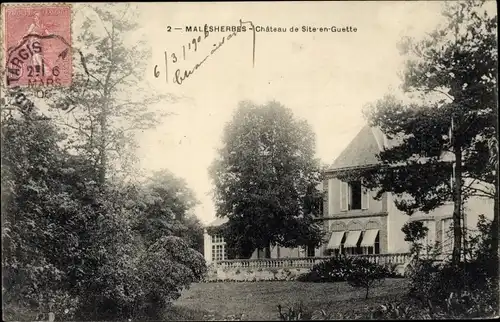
211, 244, 226, 261
211, 234, 224, 244
340, 180, 369, 211
211, 234, 226, 261
441, 218, 454, 254
420, 220, 436, 255
350, 181, 362, 210
361, 230, 380, 255
342, 230, 363, 255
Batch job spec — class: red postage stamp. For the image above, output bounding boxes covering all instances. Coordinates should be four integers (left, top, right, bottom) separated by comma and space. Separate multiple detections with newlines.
3, 4, 72, 87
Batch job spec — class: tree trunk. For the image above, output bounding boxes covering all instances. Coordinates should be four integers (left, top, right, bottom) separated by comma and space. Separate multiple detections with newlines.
491, 143, 499, 289
98, 25, 114, 187
491, 131, 499, 277
452, 145, 463, 266
98, 102, 107, 186
365, 286, 370, 299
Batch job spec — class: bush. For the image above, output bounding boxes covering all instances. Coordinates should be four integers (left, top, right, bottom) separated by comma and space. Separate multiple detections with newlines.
277, 302, 313, 321
383, 263, 403, 278
296, 256, 354, 282
404, 215, 499, 319
138, 236, 207, 318
346, 258, 389, 299
297, 255, 394, 284
371, 300, 432, 320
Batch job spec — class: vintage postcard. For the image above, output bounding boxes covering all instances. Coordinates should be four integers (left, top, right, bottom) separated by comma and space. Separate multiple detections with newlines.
1, 1, 498, 321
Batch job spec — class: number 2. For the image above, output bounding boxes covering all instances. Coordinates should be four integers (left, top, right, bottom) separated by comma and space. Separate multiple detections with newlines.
167, 26, 172, 32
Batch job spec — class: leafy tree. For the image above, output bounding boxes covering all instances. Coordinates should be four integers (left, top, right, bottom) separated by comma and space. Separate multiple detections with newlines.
180, 214, 205, 255
48, 3, 177, 186
138, 236, 206, 319
209, 101, 325, 258
1, 4, 206, 320
401, 221, 429, 258
1, 110, 205, 320
346, 258, 388, 299
1, 111, 96, 318
129, 169, 201, 248
360, 0, 497, 265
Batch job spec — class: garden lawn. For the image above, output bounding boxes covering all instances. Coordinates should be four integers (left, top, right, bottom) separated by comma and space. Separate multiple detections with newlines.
167, 278, 408, 320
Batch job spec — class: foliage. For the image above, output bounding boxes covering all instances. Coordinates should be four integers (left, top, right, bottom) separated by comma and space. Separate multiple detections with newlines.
405, 215, 498, 318
370, 286, 498, 320
296, 256, 393, 290
138, 236, 207, 318
1, 112, 89, 319
46, 3, 178, 185
371, 299, 433, 320
128, 169, 202, 250
277, 302, 313, 321
382, 263, 402, 278
360, 0, 498, 264
401, 221, 429, 257
296, 256, 354, 283
209, 101, 325, 258
345, 258, 389, 299
1, 108, 206, 320
466, 214, 496, 274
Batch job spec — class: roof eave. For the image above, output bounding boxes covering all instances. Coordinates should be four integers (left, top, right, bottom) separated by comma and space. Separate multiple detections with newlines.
324, 163, 380, 174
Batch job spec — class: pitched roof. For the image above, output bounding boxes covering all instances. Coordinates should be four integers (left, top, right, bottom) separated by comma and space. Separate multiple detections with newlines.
206, 216, 229, 227
327, 125, 452, 172
328, 125, 382, 171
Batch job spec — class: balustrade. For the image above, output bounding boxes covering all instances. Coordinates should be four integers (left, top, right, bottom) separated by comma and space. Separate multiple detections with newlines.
214, 252, 411, 269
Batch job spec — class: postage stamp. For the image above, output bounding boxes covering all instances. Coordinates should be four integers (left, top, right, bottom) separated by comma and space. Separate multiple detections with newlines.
3, 4, 72, 87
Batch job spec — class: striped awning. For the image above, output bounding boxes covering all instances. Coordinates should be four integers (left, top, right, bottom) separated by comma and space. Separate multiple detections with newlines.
344, 230, 362, 248
326, 231, 345, 250
360, 229, 379, 247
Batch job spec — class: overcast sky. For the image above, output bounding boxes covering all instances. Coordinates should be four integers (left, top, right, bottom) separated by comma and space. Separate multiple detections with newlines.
129, 1, 448, 224
115, 1, 493, 225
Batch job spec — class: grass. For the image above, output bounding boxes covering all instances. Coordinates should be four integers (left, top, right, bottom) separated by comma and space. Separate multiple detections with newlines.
168, 278, 409, 320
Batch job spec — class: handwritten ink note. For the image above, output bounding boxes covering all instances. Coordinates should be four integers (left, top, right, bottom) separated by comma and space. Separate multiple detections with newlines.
154, 20, 256, 85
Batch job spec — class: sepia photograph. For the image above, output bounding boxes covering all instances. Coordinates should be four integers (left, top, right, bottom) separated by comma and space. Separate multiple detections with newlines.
1, 0, 498, 320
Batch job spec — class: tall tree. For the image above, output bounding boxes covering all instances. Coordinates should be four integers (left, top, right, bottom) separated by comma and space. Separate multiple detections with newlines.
209, 101, 324, 258
1, 109, 206, 320
48, 3, 177, 186
129, 169, 201, 249
360, 0, 497, 265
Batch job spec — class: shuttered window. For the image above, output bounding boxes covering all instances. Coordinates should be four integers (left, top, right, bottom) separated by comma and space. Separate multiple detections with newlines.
340, 181, 348, 211
340, 180, 369, 211
328, 179, 335, 215
361, 180, 369, 210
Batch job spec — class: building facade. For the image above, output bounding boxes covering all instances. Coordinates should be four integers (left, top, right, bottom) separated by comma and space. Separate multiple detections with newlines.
204, 125, 494, 264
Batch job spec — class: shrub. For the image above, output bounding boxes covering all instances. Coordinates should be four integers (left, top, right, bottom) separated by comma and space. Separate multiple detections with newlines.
383, 263, 403, 278
346, 258, 389, 299
405, 215, 499, 319
277, 302, 313, 321
137, 236, 207, 318
297, 255, 394, 284
296, 255, 354, 282
371, 300, 433, 319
